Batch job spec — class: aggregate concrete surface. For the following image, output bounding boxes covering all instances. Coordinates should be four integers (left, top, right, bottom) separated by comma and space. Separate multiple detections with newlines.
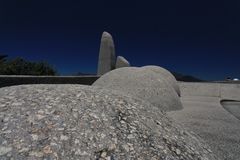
141, 66, 181, 96
93, 67, 182, 112
97, 32, 116, 75
0, 84, 217, 160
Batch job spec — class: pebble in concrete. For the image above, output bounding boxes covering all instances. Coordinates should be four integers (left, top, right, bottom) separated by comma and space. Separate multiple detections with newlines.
0, 84, 218, 159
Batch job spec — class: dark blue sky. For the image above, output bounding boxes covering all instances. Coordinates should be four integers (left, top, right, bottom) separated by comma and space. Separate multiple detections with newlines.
0, 0, 240, 80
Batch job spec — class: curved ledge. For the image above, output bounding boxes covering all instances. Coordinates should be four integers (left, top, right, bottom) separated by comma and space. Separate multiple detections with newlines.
221, 100, 240, 120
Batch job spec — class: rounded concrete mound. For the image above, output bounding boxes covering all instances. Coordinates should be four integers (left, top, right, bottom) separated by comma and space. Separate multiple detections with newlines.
0, 84, 217, 159
93, 67, 182, 112
141, 65, 181, 96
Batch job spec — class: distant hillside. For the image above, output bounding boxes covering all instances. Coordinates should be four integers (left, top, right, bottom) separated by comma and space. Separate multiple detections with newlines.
172, 72, 204, 82
71, 72, 95, 76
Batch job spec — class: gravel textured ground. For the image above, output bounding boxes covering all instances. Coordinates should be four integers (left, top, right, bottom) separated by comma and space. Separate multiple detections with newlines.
0, 84, 217, 160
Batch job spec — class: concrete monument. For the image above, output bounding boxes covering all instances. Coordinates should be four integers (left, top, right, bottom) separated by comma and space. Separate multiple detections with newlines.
0, 84, 217, 159
93, 67, 182, 111
141, 65, 181, 96
115, 56, 130, 68
97, 31, 116, 75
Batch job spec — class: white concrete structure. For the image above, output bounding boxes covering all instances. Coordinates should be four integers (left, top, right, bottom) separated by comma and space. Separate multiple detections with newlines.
168, 82, 240, 160
93, 67, 182, 111
97, 32, 116, 75
141, 65, 181, 96
115, 56, 130, 68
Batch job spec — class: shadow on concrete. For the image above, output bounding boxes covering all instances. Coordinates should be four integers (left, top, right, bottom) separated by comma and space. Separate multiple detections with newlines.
221, 100, 240, 120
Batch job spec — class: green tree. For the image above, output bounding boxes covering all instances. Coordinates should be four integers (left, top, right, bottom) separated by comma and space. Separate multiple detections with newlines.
0, 57, 57, 75
0, 54, 7, 63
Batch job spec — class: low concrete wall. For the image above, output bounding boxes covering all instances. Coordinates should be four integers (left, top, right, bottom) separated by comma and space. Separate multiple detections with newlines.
1, 77, 239, 100
220, 83, 240, 100
0, 75, 100, 88
179, 82, 221, 97
179, 82, 240, 100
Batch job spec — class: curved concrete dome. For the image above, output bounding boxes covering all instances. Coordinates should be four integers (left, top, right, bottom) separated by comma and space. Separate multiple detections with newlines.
0, 84, 217, 159
93, 67, 182, 111
141, 65, 181, 96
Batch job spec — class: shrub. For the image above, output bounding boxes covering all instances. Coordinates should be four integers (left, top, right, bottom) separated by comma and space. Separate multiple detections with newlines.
0, 56, 57, 75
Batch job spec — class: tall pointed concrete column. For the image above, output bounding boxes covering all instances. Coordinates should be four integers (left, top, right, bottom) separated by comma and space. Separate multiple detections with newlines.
97, 31, 116, 75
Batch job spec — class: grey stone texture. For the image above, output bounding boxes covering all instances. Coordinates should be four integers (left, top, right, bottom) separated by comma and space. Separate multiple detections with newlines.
169, 82, 240, 160
179, 82, 221, 97
93, 67, 183, 111
0, 84, 217, 159
115, 56, 130, 68
220, 83, 240, 100
179, 82, 240, 100
221, 100, 240, 120
141, 65, 181, 96
97, 31, 116, 75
